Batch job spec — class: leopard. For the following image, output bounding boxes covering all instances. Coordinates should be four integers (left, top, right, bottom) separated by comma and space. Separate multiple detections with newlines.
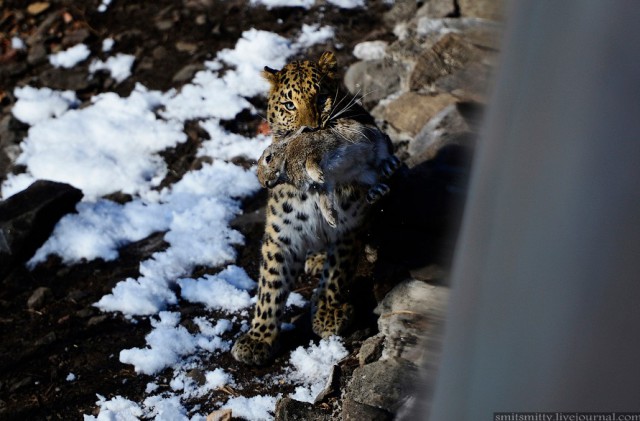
231, 51, 392, 365
256, 118, 401, 228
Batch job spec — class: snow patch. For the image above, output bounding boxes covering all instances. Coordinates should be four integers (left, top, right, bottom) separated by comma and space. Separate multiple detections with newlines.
49, 44, 91, 68
89, 54, 136, 82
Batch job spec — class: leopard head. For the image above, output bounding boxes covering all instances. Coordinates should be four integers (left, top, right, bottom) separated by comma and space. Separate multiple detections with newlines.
262, 51, 339, 140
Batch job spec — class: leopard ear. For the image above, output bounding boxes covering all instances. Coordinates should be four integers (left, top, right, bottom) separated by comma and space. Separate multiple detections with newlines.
317, 51, 337, 79
262, 66, 279, 86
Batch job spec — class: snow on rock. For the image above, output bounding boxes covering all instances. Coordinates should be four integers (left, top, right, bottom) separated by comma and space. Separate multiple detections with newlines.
287, 336, 348, 403
49, 44, 91, 68
294, 24, 335, 49
84, 395, 143, 421
222, 395, 280, 421
89, 54, 136, 82
353, 40, 389, 60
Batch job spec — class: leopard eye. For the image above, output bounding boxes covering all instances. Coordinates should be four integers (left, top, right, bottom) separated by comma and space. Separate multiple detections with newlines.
283, 101, 296, 111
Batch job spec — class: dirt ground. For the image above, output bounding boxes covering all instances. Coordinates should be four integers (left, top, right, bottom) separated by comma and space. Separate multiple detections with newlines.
0, 1, 396, 419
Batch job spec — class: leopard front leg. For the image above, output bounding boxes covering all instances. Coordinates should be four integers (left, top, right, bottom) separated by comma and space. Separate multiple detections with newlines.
312, 229, 360, 338
231, 196, 305, 365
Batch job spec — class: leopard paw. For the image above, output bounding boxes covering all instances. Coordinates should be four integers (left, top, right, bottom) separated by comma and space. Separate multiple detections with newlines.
312, 301, 355, 338
366, 183, 391, 204
231, 334, 276, 366
381, 155, 402, 179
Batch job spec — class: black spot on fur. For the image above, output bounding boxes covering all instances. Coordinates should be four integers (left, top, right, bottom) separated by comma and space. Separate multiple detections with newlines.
271, 223, 281, 233
274, 253, 285, 263
282, 202, 293, 213
295, 212, 308, 221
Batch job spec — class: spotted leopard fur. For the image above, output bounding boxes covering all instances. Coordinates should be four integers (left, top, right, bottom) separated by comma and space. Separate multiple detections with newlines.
231, 52, 376, 365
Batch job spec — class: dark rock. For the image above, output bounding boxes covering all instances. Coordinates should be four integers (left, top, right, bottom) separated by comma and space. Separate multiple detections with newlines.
26, 42, 47, 66
342, 397, 393, 421
34, 331, 56, 346
358, 334, 384, 366
173, 63, 206, 84
274, 397, 330, 421
314, 364, 341, 404
39, 67, 95, 92
62, 28, 91, 48
87, 315, 108, 326
0, 180, 83, 280
27, 286, 53, 309
345, 358, 418, 413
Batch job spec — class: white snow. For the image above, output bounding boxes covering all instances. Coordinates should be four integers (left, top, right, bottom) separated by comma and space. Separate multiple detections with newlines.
102, 38, 115, 52
12, 86, 78, 125
66, 373, 76, 382
4, 86, 183, 201
84, 395, 143, 421
119, 312, 232, 375
353, 40, 388, 60
250, 0, 314, 9
98, 0, 113, 13
178, 265, 256, 312
89, 53, 136, 83
49, 44, 91, 68
11, 37, 26, 50
222, 395, 279, 421
4, 18, 351, 421
327, 0, 366, 8
287, 336, 348, 402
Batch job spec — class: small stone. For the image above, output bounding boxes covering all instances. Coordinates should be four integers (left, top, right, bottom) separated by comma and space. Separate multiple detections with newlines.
175, 41, 198, 54
87, 315, 108, 326
206, 409, 232, 421
358, 334, 384, 366
35, 332, 56, 347
10, 376, 32, 392
187, 368, 206, 386
76, 307, 96, 318
155, 20, 174, 31
172, 63, 205, 83
27, 2, 50, 15
26, 42, 47, 66
274, 397, 329, 421
342, 397, 393, 421
27, 287, 53, 309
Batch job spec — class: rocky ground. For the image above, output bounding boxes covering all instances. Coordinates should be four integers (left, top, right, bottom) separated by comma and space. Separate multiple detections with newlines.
0, 0, 502, 419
